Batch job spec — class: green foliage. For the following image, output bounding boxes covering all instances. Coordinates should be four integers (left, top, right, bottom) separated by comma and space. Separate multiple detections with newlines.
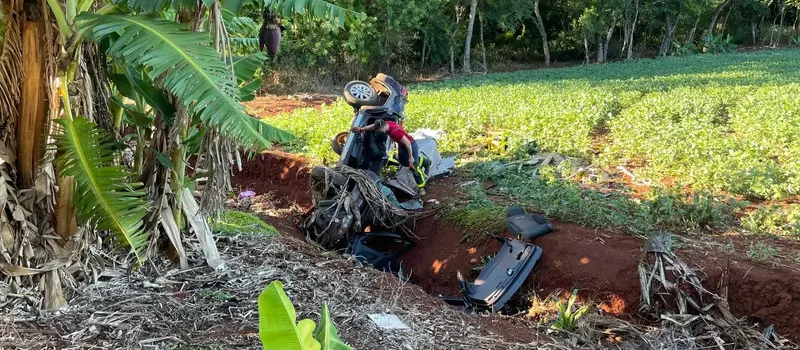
209, 210, 279, 236
265, 0, 365, 28
742, 205, 800, 236
258, 280, 353, 350
54, 117, 149, 262
747, 241, 780, 266
272, 49, 800, 236
550, 289, 589, 332
79, 14, 294, 151
445, 184, 505, 242
703, 34, 737, 54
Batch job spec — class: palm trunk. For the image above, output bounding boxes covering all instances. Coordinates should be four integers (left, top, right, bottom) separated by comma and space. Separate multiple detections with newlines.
533, 0, 550, 67
463, 0, 478, 73
686, 13, 701, 44
706, 0, 731, 43
17, 4, 48, 189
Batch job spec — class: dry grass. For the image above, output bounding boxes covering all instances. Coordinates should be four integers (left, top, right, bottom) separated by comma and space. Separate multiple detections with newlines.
0, 234, 560, 350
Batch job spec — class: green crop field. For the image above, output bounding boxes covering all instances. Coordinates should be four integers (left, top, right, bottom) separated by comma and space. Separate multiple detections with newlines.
268, 49, 800, 237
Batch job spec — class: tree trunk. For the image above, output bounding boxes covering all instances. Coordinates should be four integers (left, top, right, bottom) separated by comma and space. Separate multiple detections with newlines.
533, 0, 550, 67
604, 20, 615, 62
584, 34, 590, 63
463, 0, 478, 73
770, 6, 780, 47
687, 13, 701, 44
596, 35, 604, 63
420, 31, 426, 71
627, 0, 639, 59
17, 3, 48, 189
660, 14, 678, 56
621, 0, 640, 59
751, 20, 759, 45
449, 5, 464, 74
777, 4, 787, 46
720, 2, 734, 34
706, 0, 731, 42
479, 11, 487, 73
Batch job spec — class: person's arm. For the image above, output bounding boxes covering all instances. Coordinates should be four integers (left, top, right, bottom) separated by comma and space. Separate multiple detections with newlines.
399, 137, 415, 169
351, 124, 378, 133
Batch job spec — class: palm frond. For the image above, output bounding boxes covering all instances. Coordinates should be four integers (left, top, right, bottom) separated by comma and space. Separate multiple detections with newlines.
54, 117, 150, 262
79, 14, 293, 149
264, 0, 365, 28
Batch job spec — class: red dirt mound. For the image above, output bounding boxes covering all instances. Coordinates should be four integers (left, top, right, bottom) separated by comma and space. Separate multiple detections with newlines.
232, 151, 312, 208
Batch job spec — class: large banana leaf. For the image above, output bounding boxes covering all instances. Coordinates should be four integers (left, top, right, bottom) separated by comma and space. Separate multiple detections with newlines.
114, 0, 202, 13
54, 117, 149, 262
258, 281, 322, 350
79, 14, 293, 149
315, 304, 353, 350
264, 0, 364, 28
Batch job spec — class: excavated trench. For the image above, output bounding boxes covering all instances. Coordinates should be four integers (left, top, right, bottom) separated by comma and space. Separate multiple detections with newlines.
232, 151, 800, 342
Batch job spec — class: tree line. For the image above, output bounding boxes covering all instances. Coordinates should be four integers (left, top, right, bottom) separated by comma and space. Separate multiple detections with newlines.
257, 0, 800, 84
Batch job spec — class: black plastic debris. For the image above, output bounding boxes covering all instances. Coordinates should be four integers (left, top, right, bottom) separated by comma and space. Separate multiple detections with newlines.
346, 232, 416, 276
445, 207, 554, 312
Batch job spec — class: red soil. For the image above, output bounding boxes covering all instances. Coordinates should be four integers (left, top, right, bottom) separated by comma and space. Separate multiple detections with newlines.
243, 94, 336, 118
232, 146, 800, 342
231, 150, 312, 208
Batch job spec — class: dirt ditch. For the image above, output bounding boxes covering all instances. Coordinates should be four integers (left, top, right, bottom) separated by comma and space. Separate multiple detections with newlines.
233, 152, 800, 341
233, 150, 800, 343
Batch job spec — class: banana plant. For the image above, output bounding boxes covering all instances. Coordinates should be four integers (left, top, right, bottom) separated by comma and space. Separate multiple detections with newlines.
258, 280, 353, 350
9, 0, 365, 270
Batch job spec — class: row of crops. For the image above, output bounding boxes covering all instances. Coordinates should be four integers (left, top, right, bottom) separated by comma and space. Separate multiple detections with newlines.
267, 49, 800, 236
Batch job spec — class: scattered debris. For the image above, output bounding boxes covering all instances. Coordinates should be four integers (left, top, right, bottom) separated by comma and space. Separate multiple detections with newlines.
367, 314, 410, 330
459, 180, 477, 188
639, 233, 797, 349
0, 235, 545, 349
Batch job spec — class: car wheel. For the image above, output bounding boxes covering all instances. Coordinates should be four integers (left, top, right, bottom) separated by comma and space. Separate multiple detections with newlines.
343, 81, 379, 107
331, 131, 349, 155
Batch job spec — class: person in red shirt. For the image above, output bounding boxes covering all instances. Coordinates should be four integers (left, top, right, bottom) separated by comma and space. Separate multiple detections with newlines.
352, 119, 426, 194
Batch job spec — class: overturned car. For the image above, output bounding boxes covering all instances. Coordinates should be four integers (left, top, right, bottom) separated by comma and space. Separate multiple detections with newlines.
301, 74, 446, 250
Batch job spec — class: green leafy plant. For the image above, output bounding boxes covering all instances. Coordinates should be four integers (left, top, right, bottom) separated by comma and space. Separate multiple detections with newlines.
54, 117, 150, 261
550, 289, 590, 332
258, 281, 353, 350
747, 242, 780, 267
209, 210, 278, 236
